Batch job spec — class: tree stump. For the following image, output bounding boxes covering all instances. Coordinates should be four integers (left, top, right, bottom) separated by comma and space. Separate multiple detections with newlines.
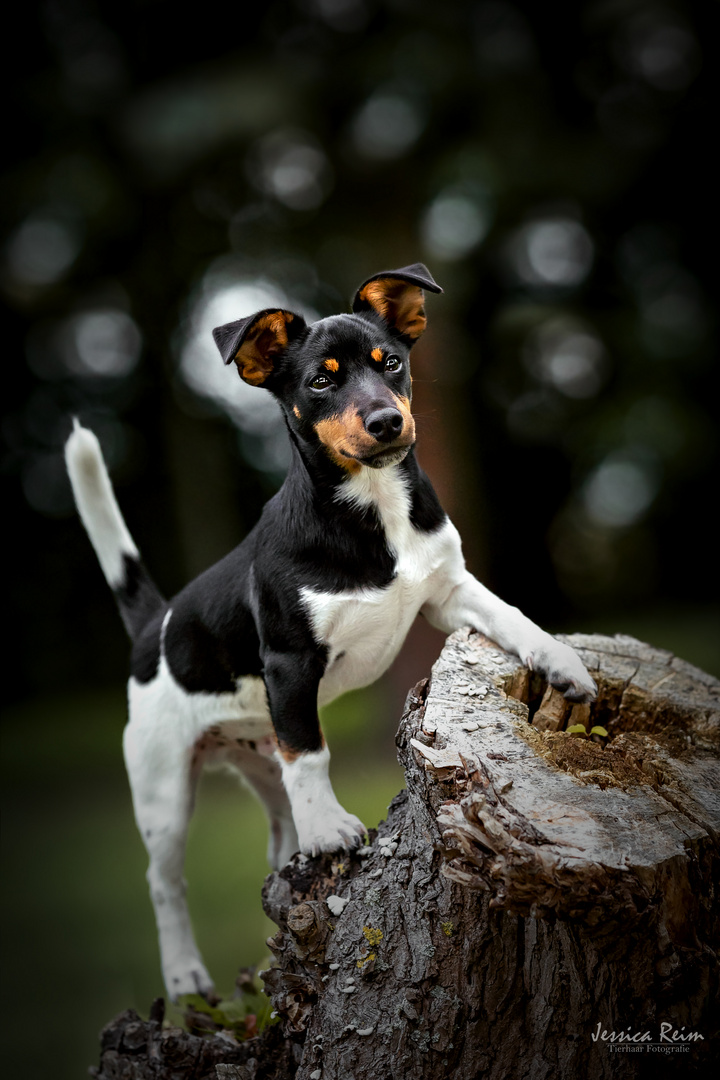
93, 632, 720, 1079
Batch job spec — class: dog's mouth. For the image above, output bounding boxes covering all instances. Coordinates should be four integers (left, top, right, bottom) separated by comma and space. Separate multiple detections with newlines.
355, 443, 413, 469
339, 438, 414, 470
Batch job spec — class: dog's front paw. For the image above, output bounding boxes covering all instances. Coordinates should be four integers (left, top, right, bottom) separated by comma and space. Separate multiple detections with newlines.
526, 638, 597, 703
296, 808, 367, 858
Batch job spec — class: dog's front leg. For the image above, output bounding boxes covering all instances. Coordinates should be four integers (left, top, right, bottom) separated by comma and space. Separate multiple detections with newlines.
422, 568, 596, 702
263, 648, 367, 857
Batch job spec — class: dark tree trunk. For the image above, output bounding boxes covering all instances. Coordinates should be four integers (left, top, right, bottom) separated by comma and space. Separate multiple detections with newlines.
93, 632, 720, 1080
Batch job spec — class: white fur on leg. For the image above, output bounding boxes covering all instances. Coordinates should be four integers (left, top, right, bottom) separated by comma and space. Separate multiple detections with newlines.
125, 666, 215, 1000
423, 560, 597, 702
279, 746, 366, 857
146, 865, 215, 999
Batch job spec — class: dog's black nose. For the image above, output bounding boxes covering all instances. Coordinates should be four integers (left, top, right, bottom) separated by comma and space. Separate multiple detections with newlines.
365, 408, 404, 443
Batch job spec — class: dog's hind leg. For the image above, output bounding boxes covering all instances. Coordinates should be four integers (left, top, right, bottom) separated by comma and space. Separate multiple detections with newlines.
227, 740, 299, 870
123, 679, 214, 1000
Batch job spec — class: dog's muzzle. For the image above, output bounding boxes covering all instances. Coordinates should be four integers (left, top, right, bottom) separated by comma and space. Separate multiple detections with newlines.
364, 407, 404, 443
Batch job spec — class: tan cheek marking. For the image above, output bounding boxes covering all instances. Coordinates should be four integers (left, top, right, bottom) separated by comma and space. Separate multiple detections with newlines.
371, 347, 383, 363
324, 358, 339, 372
293, 405, 301, 419
393, 393, 416, 441
315, 406, 373, 473
339, 458, 362, 475
315, 417, 362, 474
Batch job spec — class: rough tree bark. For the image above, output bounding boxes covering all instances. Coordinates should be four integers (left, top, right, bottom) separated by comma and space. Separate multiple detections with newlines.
93, 632, 720, 1080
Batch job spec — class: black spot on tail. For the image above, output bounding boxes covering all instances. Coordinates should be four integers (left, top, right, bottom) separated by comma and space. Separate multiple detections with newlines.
114, 554, 165, 641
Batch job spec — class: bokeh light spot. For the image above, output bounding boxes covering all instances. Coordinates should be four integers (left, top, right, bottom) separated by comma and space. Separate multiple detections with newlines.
421, 190, 491, 261
5, 215, 81, 286
582, 455, 660, 528
524, 318, 606, 399
63, 311, 142, 378
247, 129, 333, 210
507, 217, 594, 288
352, 93, 424, 160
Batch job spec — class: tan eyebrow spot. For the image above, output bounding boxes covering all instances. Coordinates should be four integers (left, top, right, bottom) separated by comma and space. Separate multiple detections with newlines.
324, 358, 339, 372
371, 347, 383, 363
293, 405, 301, 419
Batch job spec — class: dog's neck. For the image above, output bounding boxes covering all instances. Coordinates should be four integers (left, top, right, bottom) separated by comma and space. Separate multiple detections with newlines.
335, 463, 415, 560
335, 460, 410, 517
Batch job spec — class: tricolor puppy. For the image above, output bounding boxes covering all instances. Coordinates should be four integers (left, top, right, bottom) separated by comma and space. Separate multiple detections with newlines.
65, 263, 596, 999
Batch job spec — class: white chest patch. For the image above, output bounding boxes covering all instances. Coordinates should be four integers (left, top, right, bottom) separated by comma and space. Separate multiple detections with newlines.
300, 467, 462, 705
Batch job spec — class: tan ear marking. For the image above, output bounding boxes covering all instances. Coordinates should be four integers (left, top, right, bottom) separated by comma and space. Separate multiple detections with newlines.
359, 280, 428, 340
324, 358, 340, 372
234, 311, 294, 385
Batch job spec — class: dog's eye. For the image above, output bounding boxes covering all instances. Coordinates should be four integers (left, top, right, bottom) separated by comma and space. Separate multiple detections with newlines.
385, 356, 402, 372
310, 374, 333, 390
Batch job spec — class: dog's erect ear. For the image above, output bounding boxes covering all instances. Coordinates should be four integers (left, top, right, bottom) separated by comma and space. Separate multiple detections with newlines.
352, 263, 443, 342
212, 309, 306, 385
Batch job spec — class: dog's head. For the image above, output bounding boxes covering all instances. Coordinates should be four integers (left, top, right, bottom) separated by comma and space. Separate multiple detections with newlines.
212, 264, 442, 472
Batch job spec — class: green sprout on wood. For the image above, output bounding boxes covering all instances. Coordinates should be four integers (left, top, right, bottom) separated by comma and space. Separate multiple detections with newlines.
177, 972, 277, 1042
566, 723, 609, 739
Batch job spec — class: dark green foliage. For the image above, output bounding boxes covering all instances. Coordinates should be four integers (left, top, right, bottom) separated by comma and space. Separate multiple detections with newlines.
4, 0, 717, 701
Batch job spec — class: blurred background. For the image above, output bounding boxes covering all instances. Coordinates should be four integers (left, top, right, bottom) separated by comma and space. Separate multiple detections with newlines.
2, 0, 717, 1075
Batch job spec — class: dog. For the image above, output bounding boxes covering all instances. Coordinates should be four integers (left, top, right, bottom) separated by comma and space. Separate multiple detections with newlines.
65, 262, 596, 1000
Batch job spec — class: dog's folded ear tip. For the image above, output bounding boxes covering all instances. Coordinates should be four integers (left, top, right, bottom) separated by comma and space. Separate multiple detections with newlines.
211, 320, 244, 365
402, 261, 443, 293
355, 263, 443, 296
